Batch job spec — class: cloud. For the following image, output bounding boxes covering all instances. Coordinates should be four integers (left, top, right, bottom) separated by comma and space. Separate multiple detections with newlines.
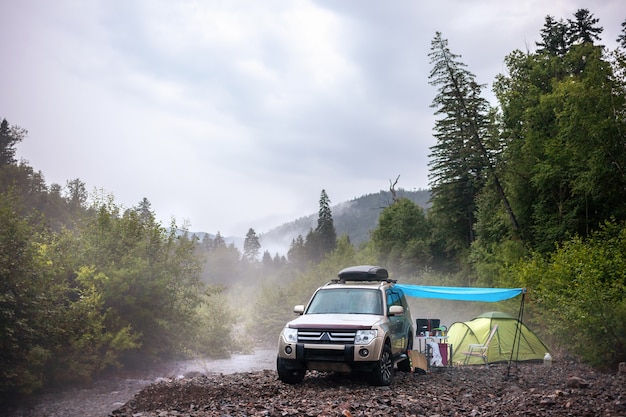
2, 0, 623, 236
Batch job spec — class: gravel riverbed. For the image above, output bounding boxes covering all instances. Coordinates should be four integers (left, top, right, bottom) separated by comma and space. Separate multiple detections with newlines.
110, 359, 625, 417
5, 350, 624, 417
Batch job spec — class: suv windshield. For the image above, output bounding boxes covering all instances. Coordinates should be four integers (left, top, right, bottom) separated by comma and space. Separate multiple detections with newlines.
306, 288, 383, 315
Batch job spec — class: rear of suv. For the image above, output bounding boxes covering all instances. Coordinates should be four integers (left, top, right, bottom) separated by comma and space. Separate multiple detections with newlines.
276, 265, 414, 385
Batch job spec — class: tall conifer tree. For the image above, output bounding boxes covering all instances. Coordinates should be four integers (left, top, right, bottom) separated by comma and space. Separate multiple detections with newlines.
243, 228, 261, 262
428, 32, 516, 258
0, 119, 25, 166
315, 189, 337, 256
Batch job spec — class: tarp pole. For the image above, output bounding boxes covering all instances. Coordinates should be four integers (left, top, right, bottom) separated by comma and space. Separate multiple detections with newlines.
507, 288, 526, 377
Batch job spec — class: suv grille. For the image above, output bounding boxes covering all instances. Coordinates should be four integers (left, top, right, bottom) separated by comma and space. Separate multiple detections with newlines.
298, 329, 356, 344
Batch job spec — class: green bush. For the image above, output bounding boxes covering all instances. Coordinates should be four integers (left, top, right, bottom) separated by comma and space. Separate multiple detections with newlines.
509, 220, 626, 369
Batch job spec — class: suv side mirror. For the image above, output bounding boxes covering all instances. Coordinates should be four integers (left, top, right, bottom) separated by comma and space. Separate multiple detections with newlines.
294, 305, 305, 314
388, 305, 404, 316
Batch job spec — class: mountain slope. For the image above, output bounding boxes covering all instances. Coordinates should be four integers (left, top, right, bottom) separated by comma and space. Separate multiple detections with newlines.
259, 189, 431, 255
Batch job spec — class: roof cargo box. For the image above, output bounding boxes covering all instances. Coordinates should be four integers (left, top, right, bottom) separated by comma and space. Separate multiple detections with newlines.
337, 265, 389, 281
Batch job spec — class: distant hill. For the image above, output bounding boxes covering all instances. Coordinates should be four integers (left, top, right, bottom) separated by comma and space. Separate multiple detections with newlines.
259, 189, 431, 256
184, 230, 244, 250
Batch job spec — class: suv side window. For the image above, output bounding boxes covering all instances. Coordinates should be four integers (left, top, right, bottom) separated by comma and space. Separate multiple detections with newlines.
386, 289, 402, 313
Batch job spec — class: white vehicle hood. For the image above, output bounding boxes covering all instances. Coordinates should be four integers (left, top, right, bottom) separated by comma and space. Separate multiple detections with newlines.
287, 313, 384, 329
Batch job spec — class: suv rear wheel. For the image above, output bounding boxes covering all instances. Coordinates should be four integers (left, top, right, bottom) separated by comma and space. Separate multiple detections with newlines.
368, 343, 393, 386
397, 332, 413, 372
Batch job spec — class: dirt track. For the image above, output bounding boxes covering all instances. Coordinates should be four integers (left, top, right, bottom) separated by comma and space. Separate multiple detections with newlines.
110, 360, 625, 416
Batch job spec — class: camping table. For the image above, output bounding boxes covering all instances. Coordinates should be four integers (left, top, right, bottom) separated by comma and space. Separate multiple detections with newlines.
415, 336, 452, 369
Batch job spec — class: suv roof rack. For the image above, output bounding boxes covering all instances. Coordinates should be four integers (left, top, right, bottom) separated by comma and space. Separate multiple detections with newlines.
333, 265, 396, 283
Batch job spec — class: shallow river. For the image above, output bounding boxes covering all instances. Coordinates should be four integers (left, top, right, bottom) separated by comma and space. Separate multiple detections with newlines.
6, 347, 277, 417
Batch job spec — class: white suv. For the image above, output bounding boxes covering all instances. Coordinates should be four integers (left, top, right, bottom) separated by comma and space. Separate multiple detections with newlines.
277, 265, 414, 385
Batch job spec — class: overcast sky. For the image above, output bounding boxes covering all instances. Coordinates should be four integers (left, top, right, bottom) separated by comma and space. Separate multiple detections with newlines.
2, 1, 623, 237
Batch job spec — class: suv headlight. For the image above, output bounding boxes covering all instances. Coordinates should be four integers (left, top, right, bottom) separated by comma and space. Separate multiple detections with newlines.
354, 329, 377, 345
282, 327, 298, 343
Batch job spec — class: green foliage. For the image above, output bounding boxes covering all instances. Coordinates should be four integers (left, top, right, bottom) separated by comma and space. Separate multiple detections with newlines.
491, 23, 626, 253
187, 286, 237, 358
469, 239, 528, 287
198, 233, 244, 285
508, 220, 626, 369
71, 200, 205, 361
246, 283, 295, 344
0, 193, 139, 400
287, 234, 308, 269
371, 198, 431, 275
48, 283, 139, 384
0, 193, 49, 398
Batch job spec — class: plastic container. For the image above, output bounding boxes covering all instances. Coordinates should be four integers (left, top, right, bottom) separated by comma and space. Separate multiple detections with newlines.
543, 352, 552, 367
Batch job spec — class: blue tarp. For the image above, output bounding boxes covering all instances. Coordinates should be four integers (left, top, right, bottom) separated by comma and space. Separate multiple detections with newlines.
394, 284, 524, 302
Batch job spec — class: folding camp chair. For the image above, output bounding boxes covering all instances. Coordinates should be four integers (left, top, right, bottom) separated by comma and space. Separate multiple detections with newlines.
462, 324, 498, 366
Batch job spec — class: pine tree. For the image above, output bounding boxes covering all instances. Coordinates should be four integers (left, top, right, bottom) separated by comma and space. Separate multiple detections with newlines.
65, 178, 87, 212
567, 9, 603, 45
243, 228, 261, 262
536, 15, 570, 56
315, 189, 337, 256
618, 19, 626, 49
536, 10, 603, 57
214, 232, 225, 247
287, 234, 307, 267
136, 198, 154, 223
0, 119, 26, 166
261, 250, 273, 266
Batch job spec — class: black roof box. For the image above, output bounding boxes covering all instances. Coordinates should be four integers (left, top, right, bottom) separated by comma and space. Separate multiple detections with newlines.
337, 265, 389, 281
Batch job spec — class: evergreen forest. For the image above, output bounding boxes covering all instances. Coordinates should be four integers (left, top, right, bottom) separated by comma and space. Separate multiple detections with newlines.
1, 8, 625, 404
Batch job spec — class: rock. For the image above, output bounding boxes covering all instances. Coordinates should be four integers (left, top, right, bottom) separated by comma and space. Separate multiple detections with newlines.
503, 384, 523, 394
183, 371, 205, 379
566, 376, 590, 388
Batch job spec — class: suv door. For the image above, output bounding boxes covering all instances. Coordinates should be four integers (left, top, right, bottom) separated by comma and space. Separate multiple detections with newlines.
386, 289, 409, 353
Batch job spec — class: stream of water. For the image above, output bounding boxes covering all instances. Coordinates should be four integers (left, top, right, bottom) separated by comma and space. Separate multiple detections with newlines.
5, 347, 277, 417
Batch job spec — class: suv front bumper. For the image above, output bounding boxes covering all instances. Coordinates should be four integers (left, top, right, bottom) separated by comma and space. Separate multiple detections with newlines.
277, 338, 384, 372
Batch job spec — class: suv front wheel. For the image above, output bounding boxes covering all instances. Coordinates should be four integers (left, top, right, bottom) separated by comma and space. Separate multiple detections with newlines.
368, 343, 393, 386
277, 357, 305, 384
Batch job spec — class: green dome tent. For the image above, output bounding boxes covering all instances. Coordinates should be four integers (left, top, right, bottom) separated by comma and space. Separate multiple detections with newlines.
447, 311, 550, 365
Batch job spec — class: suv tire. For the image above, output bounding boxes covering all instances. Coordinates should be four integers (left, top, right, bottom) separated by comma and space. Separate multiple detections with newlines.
276, 357, 305, 384
368, 343, 393, 386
